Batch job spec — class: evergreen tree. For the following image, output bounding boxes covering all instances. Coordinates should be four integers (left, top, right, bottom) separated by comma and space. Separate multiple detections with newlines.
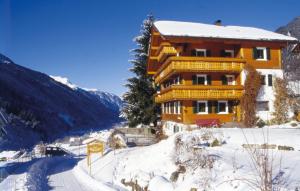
122, 15, 159, 127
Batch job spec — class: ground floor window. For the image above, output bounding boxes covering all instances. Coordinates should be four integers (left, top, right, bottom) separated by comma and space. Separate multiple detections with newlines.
162, 101, 181, 114
193, 100, 235, 114
174, 125, 180, 133
197, 101, 208, 114
257, 101, 269, 111
218, 101, 228, 114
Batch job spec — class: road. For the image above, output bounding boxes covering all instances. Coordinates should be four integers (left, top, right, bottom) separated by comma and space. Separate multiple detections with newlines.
48, 158, 91, 191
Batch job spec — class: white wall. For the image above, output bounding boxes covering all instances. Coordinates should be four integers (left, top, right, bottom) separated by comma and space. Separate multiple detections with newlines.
255, 69, 283, 121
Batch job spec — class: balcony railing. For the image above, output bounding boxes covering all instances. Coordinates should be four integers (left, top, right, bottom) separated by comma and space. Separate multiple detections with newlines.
157, 47, 177, 63
154, 56, 246, 84
155, 85, 244, 103
154, 43, 177, 63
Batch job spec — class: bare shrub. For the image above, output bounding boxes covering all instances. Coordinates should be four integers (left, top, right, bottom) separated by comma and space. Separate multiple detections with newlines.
241, 64, 262, 127
174, 133, 216, 171
121, 178, 145, 191
240, 129, 290, 191
155, 125, 168, 141
272, 78, 290, 124
210, 139, 220, 147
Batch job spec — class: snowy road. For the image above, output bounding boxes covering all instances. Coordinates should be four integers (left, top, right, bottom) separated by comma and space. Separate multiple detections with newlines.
48, 158, 91, 191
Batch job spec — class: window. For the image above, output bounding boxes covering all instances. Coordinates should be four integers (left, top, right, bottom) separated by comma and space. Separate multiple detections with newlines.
268, 74, 273, 86
253, 47, 270, 61
174, 102, 178, 114
161, 103, 164, 114
177, 101, 181, 114
174, 76, 181, 85
257, 101, 269, 111
170, 102, 174, 114
261, 75, 266, 85
174, 101, 181, 114
226, 75, 236, 85
174, 125, 180, 133
224, 50, 234, 58
197, 101, 208, 114
195, 49, 207, 57
197, 74, 207, 85
167, 102, 170, 114
218, 101, 228, 114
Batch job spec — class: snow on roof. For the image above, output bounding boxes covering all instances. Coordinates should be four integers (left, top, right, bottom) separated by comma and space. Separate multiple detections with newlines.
154, 21, 298, 42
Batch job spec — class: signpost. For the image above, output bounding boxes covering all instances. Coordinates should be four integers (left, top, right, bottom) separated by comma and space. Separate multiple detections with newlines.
87, 141, 104, 175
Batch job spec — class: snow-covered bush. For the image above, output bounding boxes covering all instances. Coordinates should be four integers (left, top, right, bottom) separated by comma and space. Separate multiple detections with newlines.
173, 130, 224, 171
256, 118, 266, 128
107, 130, 127, 149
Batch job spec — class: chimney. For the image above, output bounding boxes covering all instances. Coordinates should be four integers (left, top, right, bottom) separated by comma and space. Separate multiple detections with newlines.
214, 20, 222, 26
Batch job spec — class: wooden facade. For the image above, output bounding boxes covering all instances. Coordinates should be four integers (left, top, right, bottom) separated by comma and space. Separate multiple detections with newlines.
147, 22, 293, 125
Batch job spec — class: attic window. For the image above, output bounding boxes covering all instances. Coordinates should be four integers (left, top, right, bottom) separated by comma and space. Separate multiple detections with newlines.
224, 50, 234, 57
195, 49, 207, 57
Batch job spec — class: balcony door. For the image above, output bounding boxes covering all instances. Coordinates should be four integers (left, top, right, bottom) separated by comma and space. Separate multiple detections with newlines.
226, 75, 236, 85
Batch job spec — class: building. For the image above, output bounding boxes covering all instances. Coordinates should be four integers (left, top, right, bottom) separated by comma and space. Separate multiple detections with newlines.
147, 20, 297, 127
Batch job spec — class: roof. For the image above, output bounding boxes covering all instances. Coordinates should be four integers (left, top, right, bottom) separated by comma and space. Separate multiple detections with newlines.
292, 43, 300, 53
154, 21, 298, 42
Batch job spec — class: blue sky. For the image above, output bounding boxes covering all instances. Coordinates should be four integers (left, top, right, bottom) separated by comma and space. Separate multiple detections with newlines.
0, 0, 299, 96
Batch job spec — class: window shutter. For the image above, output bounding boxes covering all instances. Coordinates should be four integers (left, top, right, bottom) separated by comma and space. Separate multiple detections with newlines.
208, 101, 213, 113
207, 75, 212, 85
221, 75, 228, 85
228, 101, 234, 113
206, 50, 211, 57
193, 101, 197, 113
253, 47, 257, 59
191, 49, 196, 56
220, 50, 226, 57
192, 75, 197, 85
268, 74, 273, 86
266, 48, 271, 60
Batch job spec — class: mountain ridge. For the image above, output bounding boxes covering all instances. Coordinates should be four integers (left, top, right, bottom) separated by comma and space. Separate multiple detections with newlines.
0, 53, 122, 149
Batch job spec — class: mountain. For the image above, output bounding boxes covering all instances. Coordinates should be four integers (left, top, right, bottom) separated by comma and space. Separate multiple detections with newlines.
276, 16, 300, 81
276, 16, 300, 39
50, 76, 123, 113
0, 53, 122, 150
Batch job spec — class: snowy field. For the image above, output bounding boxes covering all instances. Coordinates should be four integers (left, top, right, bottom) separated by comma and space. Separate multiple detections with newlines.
74, 126, 300, 191
1, 123, 300, 190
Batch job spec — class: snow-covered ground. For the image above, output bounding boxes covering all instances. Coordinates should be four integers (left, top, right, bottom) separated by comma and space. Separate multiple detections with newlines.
1, 124, 300, 191
75, 125, 300, 191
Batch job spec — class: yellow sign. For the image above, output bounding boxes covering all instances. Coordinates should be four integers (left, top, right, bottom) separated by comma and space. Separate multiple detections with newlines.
86, 142, 104, 174
87, 143, 104, 154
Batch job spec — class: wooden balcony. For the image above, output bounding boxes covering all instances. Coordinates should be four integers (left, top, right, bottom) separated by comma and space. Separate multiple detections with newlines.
155, 85, 244, 103
154, 56, 246, 84
156, 43, 177, 63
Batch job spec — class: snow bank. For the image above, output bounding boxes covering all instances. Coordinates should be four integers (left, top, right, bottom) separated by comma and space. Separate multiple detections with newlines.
148, 176, 173, 191
73, 165, 122, 191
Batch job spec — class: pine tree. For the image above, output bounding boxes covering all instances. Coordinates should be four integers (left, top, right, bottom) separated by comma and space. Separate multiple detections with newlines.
272, 77, 290, 124
122, 15, 159, 127
240, 64, 262, 127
